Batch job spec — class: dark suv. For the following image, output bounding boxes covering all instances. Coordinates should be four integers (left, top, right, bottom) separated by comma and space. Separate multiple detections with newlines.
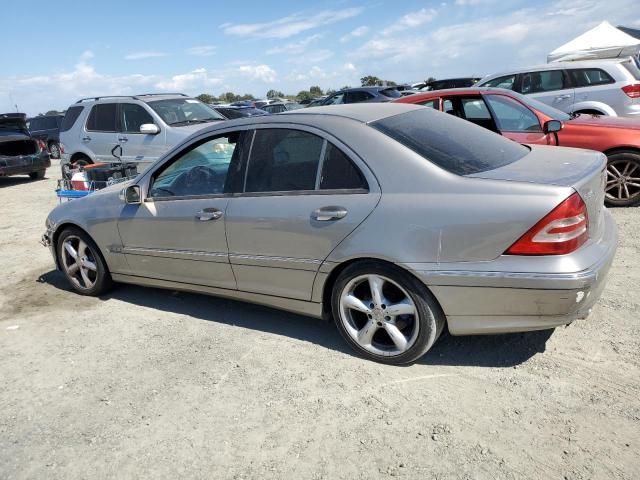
28, 114, 64, 158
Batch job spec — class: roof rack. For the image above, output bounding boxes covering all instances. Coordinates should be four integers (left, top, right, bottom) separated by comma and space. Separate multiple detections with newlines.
75, 93, 189, 104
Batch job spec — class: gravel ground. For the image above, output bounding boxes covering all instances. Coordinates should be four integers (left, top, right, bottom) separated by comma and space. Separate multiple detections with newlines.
1, 161, 639, 480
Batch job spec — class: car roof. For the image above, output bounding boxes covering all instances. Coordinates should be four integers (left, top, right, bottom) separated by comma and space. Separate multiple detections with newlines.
74, 93, 191, 104
399, 87, 513, 100
337, 86, 398, 94
481, 58, 628, 79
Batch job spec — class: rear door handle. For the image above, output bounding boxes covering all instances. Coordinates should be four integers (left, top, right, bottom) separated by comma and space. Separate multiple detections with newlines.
82, 136, 91, 142
555, 94, 571, 100
312, 206, 348, 221
195, 208, 223, 221
118, 136, 129, 142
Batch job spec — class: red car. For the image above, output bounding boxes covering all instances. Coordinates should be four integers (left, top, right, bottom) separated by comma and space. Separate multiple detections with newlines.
395, 88, 640, 207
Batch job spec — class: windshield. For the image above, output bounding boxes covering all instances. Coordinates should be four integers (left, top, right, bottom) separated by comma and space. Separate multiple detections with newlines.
148, 98, 225, 126
0, 119, 28, 135
371, 108, 529, 175
508, 91, 571, 121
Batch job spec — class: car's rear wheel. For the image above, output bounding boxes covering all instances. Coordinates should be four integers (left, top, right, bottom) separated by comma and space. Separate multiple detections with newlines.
332, 262, 445, 365
29, 170, 45, 180
62, 155, 91, 180
605, 151, 640, 207
49, 142, 61, 159
57, 228, 112, 296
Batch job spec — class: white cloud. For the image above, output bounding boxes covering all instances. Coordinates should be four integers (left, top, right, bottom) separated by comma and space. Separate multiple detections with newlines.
237, 64, 277, 83
340, 26, 369, 43
266, 34, 322, 55
186, 45, 217, 56
124, 51, 167, 60
222, 7, 362, 39
382, 8, 437, 36
155, 68, 222, 91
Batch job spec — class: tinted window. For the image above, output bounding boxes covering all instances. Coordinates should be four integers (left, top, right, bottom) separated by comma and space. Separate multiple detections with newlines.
569, 68, 615, 87
484, 95, 541, 132
346, 91, 374, 103
120, 103, 155, 133
370, 109, 529, 175
149, 133, 241, 198
86, 103, 117, 132
60, 106, 84, 132
320, 143, 368, 190
44, 117, 58, 129
245, 129, 323, 192
482, 74, 516, 90
521, 70, 565, 93
29, 118, 42, 131
380, 88, 402, 98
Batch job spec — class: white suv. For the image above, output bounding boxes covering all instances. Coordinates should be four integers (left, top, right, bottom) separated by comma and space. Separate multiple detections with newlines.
477, 58, 640, 118
59, 93, 225, 177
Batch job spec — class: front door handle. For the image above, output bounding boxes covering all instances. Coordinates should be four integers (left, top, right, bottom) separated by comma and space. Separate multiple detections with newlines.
312, 206, 348, 221
195, 208, 223, 221
555, 94, 571, 100
82, 136, 91, 142
118, 136, 129, 142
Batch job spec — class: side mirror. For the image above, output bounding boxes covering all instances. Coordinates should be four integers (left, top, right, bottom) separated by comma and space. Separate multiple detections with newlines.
120, 185, 141, 204
543, 120, 562, 134
140, 123, 160, 135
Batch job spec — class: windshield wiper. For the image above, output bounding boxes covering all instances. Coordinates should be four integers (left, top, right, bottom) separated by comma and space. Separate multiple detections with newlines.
169, 118, 220, 126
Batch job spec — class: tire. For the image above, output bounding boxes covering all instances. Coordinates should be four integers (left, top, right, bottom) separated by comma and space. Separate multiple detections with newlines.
29, 170, 45, 180
56, 228, 113, 296
62, 156, 91, 180
605, 151, 640, 207
331, 261, 445, 365
49, 142, 61, 159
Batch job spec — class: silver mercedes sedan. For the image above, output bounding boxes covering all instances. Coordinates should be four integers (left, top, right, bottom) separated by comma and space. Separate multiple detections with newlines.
42, 103, 617, 365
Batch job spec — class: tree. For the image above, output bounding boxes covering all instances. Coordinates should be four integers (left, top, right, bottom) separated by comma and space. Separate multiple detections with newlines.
296, 90, 314, 102
266, 89, 284, 99
309, 85, 323, 97
340, 85, 351, 91
196, 93, 216, 104
360, 75, 382, 86
426, 76, 436, 83
325, 89, 336, 96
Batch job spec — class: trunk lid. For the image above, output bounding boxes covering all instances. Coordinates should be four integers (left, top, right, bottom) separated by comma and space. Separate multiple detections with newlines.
467, 144, 606, 237
0, 113, 29, 136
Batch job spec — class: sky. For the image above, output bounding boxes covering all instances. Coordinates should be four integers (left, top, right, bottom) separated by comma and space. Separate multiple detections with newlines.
1, 0, 639, 115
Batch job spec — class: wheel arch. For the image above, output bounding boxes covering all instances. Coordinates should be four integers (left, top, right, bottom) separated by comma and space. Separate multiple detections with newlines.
602, 146, 640, 157
319, 257, 446, 325
569, 101, 617, 116
70, 152, 94, 164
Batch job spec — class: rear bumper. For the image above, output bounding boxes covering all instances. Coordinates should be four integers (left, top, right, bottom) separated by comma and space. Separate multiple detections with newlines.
0, 152, 51, 176
408, 210, 618, 335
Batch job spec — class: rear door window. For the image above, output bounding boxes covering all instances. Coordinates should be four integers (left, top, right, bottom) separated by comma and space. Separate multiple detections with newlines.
319, 143, 368, 190
60, 106, 84, 132
569, 68, 615, 87
346, 91, 374, 103
86, 103, 117, 132
521, 70, 565, 93
244, 129, 324, 192
370, 108, 529, 175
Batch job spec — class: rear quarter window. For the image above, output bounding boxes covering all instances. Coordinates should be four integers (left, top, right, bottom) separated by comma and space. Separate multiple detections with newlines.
569, 68, 615, 87
60, 106, 85, 132
370, 108, 529, 175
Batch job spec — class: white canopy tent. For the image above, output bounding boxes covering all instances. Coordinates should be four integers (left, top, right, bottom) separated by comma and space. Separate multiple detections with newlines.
548, 21, 640, 63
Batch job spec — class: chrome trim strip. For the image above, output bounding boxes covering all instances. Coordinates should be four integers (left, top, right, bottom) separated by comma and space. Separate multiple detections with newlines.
230, 253, 322, 265
123, 246, 228, 259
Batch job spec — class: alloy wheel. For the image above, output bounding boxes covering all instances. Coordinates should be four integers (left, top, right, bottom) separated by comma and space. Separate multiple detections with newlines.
61, 235, 98, 290
339, 274, 420, 357
606, 159, 640, 203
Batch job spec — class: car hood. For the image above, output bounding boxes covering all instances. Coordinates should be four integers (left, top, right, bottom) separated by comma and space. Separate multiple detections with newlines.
566, 113, 640, 130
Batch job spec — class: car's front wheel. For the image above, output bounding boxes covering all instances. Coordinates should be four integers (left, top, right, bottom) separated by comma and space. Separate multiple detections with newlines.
332, 262, 445, 365
57, 228, 113, 296
605, 151, 640, 207
29, 170, 45, 180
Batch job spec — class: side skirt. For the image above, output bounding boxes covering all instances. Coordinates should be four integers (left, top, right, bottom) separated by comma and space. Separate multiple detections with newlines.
111, 273, 323, 319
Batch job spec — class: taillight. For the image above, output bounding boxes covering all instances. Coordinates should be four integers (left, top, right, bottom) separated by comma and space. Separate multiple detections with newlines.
505, 192, 588, 255
36, 140, 46, 152
622, 84, 640, 98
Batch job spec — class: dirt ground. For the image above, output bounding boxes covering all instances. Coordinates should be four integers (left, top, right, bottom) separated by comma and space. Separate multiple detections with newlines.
0, 160, 638, 480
